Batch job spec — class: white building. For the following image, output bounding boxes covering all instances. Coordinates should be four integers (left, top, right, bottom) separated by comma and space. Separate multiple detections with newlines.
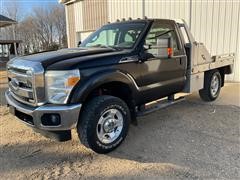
60, 0, 240, 82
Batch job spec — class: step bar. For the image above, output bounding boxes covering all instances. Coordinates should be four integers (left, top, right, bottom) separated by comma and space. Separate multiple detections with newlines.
137, 95, 185, 117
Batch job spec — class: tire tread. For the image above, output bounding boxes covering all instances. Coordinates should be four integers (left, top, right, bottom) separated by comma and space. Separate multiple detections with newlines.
77, 95, 130, 153
199, 70, 221, 102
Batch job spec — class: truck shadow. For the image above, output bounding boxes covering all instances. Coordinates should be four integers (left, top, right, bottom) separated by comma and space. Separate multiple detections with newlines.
0, 138, 95, 173
108, 100, 240, 177
0, 98, 239, 179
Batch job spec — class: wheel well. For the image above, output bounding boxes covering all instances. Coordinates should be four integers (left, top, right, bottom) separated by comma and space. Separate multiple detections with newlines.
205, 68, 225, 87
84, 82, 136, 119
218, 67, 227, 87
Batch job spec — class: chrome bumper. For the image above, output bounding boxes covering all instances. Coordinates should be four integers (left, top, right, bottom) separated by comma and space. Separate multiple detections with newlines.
5, 90, 82, 131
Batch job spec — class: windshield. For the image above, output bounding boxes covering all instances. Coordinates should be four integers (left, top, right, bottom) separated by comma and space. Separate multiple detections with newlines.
80, 22, 146, 49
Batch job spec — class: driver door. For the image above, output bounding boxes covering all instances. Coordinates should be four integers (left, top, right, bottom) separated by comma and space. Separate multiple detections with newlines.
139, 20, 187, 102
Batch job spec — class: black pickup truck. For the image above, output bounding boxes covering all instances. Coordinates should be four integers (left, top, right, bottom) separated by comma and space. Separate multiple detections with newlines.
6, 19, 234, 153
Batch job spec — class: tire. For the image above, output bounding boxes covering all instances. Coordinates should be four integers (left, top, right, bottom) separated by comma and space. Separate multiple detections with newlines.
199, 70, 222, 102
77, 95, 130, 154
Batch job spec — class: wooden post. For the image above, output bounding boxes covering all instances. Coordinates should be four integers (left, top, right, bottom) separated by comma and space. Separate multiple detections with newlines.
12, 25, 17, 57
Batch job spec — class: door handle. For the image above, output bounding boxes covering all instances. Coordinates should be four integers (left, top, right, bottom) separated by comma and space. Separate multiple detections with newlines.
171, 55, 186, 65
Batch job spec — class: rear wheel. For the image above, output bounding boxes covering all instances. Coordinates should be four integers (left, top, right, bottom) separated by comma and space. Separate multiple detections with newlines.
77, 95, 130, 154
199, 70, 222, 101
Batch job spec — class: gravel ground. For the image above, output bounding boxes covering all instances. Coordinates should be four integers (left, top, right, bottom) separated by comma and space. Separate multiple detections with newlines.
0, 74, 239, 179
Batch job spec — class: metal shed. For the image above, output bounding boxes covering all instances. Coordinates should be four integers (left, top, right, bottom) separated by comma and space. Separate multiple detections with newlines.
61, 0, 239, 82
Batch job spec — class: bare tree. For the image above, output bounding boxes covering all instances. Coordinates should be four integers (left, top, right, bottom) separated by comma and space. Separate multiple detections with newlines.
18, 16, 40, 53
2, 3, 67, 54
32, 4, 67, 51
2, 2, 22, 40
52, 5, 67, 48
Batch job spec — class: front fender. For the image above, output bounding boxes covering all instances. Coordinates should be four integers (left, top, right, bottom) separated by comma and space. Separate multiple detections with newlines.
68, 70, 139, 104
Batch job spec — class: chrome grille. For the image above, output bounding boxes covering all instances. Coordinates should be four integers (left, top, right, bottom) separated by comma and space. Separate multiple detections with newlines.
7, 58, 45, 106
8, 67, 35, 104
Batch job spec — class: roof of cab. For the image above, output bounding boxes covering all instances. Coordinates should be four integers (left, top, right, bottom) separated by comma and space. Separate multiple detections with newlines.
106, 18, 177, 26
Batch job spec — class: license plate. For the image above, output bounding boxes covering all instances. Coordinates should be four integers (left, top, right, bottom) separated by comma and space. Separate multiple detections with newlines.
9, 105, 16, 115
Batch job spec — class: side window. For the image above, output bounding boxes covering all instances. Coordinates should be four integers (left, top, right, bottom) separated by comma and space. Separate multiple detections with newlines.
145, 22, 179, 57
124, 32, 134, 42
117, 29, 142, 48
124, 30, 141, 42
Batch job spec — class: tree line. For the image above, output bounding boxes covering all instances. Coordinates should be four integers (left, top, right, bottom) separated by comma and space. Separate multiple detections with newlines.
2, 3, 67, 54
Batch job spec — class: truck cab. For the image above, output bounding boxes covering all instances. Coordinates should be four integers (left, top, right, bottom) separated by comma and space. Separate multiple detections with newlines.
5, 18, 234, 153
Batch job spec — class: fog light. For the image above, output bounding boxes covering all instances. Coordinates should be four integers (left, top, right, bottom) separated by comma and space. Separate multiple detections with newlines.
41, 114, 61, 126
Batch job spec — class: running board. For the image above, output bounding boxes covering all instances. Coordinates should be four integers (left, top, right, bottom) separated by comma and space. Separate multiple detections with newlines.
137, 96, 185, 117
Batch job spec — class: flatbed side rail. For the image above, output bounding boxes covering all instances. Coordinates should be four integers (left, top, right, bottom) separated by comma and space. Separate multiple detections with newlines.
191, 53, 235, 74
212, 53, 235, 62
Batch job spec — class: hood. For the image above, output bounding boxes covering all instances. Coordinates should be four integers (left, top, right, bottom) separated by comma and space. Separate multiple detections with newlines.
21, 48, 126, 69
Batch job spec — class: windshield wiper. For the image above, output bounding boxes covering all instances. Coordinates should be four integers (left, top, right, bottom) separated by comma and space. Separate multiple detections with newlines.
90, 44, 121, 50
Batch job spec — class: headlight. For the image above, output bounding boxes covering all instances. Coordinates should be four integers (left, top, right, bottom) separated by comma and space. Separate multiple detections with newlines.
45, 70, 80, 104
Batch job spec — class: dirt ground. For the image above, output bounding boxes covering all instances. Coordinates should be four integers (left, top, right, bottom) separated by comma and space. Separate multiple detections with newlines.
0, 70, 239, 179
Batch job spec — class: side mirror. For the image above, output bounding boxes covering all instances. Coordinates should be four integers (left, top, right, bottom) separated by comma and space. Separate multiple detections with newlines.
78, 41, 81, 47
145, 37, 173, 58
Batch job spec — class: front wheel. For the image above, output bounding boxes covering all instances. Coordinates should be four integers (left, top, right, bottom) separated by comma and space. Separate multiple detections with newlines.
77, 95, 130, 154
199, 70, 222, 101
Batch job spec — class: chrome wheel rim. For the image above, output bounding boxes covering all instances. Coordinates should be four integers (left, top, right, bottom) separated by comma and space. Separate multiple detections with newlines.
210, 74, 220, 97
96, 108, 123, 144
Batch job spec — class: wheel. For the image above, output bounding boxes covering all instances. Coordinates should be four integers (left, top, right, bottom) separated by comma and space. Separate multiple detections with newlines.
77, 95, 130, 154
199, 70, 222, 101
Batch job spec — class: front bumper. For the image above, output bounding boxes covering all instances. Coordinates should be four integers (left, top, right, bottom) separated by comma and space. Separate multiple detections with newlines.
5, 90, 82, 131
